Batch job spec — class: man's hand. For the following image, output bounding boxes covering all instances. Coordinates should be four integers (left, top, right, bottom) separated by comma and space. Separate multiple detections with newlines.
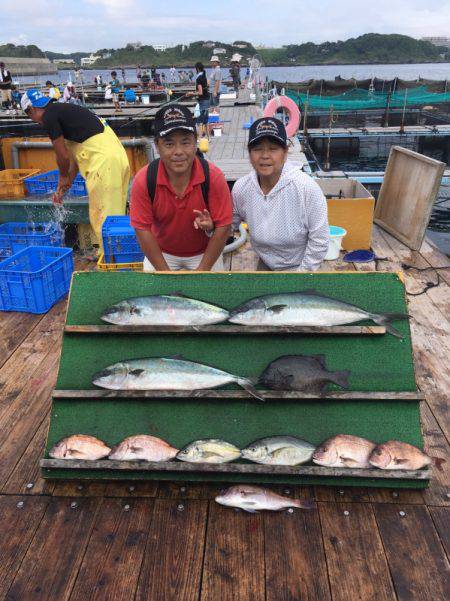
53, 174, 72, 205
193, 209, 214, 233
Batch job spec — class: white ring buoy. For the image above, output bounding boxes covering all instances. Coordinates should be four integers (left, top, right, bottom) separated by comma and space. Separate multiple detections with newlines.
263, 96, 301, 138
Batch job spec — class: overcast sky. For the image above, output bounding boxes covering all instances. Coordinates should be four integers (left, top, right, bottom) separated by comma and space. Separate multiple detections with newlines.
2, 0, 450, 53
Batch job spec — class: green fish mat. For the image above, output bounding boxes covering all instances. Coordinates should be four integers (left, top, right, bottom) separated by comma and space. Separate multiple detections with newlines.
44, 271, 427, 488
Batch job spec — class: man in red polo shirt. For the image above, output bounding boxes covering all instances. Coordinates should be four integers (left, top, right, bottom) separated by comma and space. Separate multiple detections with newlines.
130, 104, 232, 270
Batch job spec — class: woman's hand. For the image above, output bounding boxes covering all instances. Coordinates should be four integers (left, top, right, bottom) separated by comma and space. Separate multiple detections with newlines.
193, 209, 214, 232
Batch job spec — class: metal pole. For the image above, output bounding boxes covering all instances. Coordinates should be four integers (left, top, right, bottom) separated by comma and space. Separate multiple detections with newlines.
399, 89, 408, 134
324, 105, 333, 171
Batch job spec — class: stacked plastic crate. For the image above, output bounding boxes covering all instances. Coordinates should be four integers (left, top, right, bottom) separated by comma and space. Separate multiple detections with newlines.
98, 216, 144, 271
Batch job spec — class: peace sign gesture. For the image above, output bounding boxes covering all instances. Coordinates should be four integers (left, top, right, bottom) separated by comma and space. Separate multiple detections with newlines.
193, 209, 214, 233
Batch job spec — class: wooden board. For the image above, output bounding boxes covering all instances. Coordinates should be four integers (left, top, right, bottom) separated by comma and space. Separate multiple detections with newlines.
69, 498, 152, 601
374, 146, 446, 250
374, 504, 450, 600
52, 389, 423, 400
319, 502, 396, 601
64, 324, 386, 335
135, 499, 207, 601
40, 458, 431, 480
265, 503, 332, 600
200, 501, 265, 601
5, 496, 99, 601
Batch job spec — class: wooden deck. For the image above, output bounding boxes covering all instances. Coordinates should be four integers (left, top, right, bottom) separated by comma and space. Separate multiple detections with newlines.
0, 225, 449, 600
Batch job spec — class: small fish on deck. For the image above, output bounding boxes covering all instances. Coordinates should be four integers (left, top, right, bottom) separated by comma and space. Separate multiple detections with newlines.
108, 435, 179, 461
259, 355, 350, 393
215, 485, 314, 512
369, 440, 446, 471
49, 435, 111, 460
177, 439, 241, 463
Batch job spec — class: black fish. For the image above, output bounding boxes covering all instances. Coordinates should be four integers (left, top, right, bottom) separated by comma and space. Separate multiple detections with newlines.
259, 355, 350, 394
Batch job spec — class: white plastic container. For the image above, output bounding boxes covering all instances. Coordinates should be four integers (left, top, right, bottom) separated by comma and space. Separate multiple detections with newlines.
324, 225, 347, 260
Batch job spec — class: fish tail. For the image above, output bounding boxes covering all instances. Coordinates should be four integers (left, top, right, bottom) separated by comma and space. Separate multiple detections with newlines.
370, 312, 410, 339
237, 378, 265, 402
432, 457, 446, 472
293, 499, 315, 510
332, 369, 351, 390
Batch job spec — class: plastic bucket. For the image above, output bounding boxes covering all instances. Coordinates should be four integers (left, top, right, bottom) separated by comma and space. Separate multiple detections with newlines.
324, 226, 347, 260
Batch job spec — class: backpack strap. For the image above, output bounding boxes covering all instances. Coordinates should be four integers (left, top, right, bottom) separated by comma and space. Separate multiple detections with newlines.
146, 156, 210, 209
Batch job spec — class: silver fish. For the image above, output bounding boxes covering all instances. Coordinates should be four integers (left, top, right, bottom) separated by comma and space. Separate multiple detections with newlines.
49, 435, 111, 460
313, 434, 376, 468
92, 357, 264, 401
228, 290, 408, 338
369, 440, 446, 471
241, 435, 315, 465
259, 355, 350, 393
101, 294, 229, 326
215, 485, 314, 512
108, 435, 179, 461
177, 439, 241, 463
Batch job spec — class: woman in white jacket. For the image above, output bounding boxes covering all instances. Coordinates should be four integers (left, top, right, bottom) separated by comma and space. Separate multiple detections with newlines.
232, 117, 329, 271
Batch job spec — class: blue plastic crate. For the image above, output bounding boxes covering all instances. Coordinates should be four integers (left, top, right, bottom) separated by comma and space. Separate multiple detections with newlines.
24, 170, 87, 197
102, 215, 144, 263
0, 222, 63, 255
0, 246, 74, 313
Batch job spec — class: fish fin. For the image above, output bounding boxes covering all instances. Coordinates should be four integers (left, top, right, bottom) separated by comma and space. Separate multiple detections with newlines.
170, 291, 186, 297
243, 508, 259, 513
332, 369, 351, 390
267, 304, 287, 314
130, 446, 144, 453
394, 458, 409, 465
130, 369, 146, 376
313, 354, 327, 368
370, 312, 409, 339
167, 354, 184, 360
300, 289, 319, 295
340, 456, 361, 467
432, 457, 446, 472
237, 378, 265, 402
67, 449, 84, 458
293, 499, 315, 510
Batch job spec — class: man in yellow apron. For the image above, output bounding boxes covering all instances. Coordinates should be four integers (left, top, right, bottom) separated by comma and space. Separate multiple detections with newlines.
21, 89, 130, 255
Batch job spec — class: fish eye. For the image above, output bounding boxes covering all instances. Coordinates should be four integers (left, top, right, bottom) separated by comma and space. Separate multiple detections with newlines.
375, 449, 382, 456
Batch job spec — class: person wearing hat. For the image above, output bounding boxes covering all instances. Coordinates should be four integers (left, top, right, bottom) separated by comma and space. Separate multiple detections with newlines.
229, 54, 242, 97
21, 89, 130, 257
232, 117, 329, 271
130, 103, 232, 271
209, 56, 222, 109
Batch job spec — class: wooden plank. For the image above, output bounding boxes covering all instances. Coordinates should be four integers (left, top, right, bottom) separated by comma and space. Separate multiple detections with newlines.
0, 495, 50, 599
64, 324, 386, 335
0, 311, 42, 369
5, 496, 100, 601
420, 402, 450, 507
374, 146, 445, 250
70, 498, 152, 601
40, 458, 430, 480
265, 503, 331, 601
319, 502, 396, 601
104, 480, 159, 497
374, 504, 450, 600
429, 507, 450, 558
135, 499, 206, 601
2, 412, 55, 496
52, 389, 423, 400
201, 501, 265, 601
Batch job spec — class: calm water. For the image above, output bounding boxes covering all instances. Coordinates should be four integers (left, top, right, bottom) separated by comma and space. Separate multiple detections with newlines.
18, 62, 450, 86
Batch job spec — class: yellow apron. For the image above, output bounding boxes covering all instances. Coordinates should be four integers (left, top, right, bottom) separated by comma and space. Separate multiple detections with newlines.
65, 125, 130, 252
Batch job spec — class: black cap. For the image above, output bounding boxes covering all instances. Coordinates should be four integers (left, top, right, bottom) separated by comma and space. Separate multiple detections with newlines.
248, 117, 287, 148
154, 103, 196, 138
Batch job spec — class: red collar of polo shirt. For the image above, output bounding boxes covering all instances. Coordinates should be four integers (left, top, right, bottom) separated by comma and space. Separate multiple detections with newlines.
157, 156, 205, 198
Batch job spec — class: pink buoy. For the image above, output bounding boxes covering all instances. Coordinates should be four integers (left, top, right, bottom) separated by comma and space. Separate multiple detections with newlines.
263, 96, 301, 137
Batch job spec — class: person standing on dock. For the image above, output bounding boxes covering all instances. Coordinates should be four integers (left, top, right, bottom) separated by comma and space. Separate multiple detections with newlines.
209, 55, 222, 109
130, 104, 232, 271
232, 117, 329, 271
21, 89, 130, 258
191, 62, 210, 139
110, 71, 122, 112
0, 62, 12, 113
